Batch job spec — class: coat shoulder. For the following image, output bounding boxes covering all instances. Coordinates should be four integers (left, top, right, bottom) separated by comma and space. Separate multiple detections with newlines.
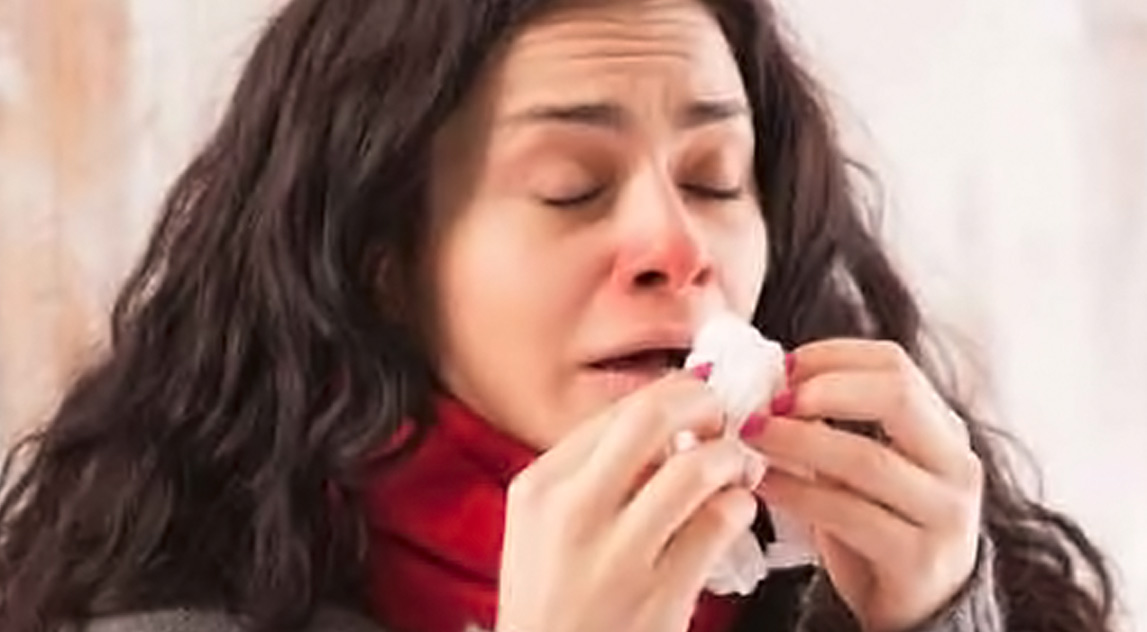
80, 608, 385, 632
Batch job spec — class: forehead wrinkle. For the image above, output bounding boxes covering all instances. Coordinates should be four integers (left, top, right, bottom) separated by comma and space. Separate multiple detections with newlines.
512, 0, 723, 65
470, 0, 747, 143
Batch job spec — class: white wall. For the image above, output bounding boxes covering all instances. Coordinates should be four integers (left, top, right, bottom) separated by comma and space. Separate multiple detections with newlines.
782, 1, 1147, 628
0, 0, 277, 441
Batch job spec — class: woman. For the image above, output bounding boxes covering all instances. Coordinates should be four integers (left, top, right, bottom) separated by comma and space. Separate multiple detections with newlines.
0, 0, 1117, 631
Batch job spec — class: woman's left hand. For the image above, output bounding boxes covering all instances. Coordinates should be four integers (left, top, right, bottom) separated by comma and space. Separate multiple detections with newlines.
741, 339, 984, 632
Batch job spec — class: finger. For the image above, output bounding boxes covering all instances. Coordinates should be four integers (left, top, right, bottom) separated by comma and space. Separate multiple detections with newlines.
757, 469, 920, 566
788, 339, 906, 384
612, 439, 766, 564
747, 416, 954, 528
784, 370, 970, 479
655, 487, 759, 598
571, 373, 726, 511
530, 369, 719, 482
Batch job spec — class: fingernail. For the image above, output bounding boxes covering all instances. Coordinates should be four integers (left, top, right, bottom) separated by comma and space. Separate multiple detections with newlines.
740, 413, 769, 439
690, 362, 714, 381
785, 353, 796, 378
770, 388, 795, 416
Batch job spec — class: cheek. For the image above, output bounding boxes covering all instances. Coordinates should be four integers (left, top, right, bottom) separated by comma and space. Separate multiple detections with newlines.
429, 207, 597, 443
434, 216, 542, 376
719, 212, 768, 317
436, 215, 589, 340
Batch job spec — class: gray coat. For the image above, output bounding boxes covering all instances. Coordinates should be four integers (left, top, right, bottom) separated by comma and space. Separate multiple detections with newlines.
81, 609, 381, 632
83, 541, 1003, 632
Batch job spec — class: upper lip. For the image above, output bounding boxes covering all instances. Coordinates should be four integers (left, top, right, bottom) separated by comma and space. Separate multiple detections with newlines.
584, 330, 695, 367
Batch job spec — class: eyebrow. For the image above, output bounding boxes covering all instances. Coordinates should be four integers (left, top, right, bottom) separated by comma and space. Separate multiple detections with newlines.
502, 98, 750, 131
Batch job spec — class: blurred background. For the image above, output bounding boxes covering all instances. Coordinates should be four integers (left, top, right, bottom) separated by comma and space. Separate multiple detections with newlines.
1, 0, 1144, 628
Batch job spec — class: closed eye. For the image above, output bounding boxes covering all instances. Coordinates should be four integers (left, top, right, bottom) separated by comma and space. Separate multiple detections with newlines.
681, 183, 744, 201
542, 183, 743, 208
540, 185, 607, 208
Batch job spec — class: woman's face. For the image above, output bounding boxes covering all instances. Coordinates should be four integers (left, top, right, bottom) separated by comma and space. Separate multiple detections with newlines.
426, 0, 767, 448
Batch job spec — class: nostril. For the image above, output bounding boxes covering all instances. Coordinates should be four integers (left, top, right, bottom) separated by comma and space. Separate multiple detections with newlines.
634, 270, 667, 288
632, 267, 711, 290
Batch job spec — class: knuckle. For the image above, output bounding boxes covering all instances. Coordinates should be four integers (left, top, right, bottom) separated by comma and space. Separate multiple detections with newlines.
674, 379, 725, 433
883, 345, 921, 391
933, 488, 981, 545
946, 409, 974, 445
508, 468, 579, 516
697, 448, 737, 490
507, 469, 544, 506
701, 489, 757, 534
694, 388, 726, 427
885, 372, 917, 418
676, 454, 718, 492
878, 340, 911, 369
795, 377, 823, 410
942, 448, 986, 494
667, 444, 733, 493
960, 450, 986, 489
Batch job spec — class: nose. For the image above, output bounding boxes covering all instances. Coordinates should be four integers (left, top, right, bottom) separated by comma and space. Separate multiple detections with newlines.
610, 175, 714, 295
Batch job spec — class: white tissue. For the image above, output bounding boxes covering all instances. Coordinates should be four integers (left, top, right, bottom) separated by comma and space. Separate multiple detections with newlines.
684, 312, 786, 429
681, 312, 818, 596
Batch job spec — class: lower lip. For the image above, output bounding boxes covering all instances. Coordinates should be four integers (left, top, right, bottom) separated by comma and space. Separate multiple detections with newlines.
581, 366, 674, 398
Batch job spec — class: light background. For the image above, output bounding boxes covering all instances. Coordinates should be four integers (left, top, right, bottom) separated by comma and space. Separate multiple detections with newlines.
1, 1, 1144, 628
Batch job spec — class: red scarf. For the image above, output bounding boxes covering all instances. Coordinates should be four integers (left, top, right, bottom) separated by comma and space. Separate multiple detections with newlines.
365, 397, 745, 632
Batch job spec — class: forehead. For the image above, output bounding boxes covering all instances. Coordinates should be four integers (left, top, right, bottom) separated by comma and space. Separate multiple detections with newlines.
490, 0, 747, 113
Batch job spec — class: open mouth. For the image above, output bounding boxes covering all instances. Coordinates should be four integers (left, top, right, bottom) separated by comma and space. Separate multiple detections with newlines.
589, 348, 691, 373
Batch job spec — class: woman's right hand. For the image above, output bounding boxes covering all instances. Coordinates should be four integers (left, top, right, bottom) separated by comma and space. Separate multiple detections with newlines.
495, 371, 767, 632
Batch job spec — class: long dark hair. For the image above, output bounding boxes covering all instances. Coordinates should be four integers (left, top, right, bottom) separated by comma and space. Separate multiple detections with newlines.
0, 1, 1116, 631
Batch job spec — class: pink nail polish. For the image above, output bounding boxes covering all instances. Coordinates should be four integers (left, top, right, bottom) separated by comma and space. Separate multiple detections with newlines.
690, 362, 714, 381
770, 388, 794, 416
740, 413, 769, 439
